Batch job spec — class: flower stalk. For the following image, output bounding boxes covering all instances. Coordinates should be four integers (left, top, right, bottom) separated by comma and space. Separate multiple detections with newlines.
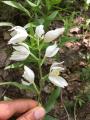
33, 82, 40, 95
61, 89, 70, 120
30, 52, 39, 61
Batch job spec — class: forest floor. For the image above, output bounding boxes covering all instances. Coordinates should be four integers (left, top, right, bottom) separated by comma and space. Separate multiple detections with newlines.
0, 2, 90, 120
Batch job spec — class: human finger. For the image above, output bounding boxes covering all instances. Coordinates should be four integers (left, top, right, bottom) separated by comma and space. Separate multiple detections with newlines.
0, 99, 38, 120
17, 106, 46, 120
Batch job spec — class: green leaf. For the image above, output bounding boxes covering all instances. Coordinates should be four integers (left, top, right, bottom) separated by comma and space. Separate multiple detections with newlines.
24, 23, 36, 29
2, 1, 30, 17
26, 0, 37, 7
44, 115, 58, 120
45, 0, 52, 10
45, 0, 62, 10
0, 22, 13, 27
78, 99, 85, 107
44, 11, 58, 27
45, 87, 61, 113
5, 63, 24, 70
26, 0, 41, 7
37, 0, 42, 6
47, 11, 58, 21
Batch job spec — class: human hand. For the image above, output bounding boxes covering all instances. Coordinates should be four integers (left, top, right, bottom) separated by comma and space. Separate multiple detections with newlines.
0, 99, 45, 120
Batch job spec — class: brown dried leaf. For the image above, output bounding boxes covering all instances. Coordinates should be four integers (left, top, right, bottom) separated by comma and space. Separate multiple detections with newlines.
70, 27, 80, 34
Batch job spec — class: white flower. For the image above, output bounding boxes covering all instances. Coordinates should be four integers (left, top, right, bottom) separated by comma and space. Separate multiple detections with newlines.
44, 28, 65, 42
86, 0, 90, 4
50, 62, 65, 71
35, 25, 45, 38
45, 42, 59, 57
49, 62, 68, 88
22, 66, 35, 83
35, 25, 65, 42
8, 26, 28, 44
10, 43, 30, 61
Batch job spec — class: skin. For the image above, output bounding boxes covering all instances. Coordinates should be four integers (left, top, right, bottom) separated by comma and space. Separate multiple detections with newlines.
0, 99, 45, 120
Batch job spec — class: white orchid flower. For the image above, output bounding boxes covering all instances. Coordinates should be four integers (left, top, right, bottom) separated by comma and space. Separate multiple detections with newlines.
49, 62, 68, 88
22, 66, 35, 84
10, 43, 30, 61
45, 42, 59, 57
35, 25, 65, 42
8, 26, 28, 44
44, 28, 65, 42
50, 62, 65, 71
35, 25, 45, 38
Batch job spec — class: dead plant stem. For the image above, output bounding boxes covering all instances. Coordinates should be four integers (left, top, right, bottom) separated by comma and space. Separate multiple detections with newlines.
61, 89, 71, 120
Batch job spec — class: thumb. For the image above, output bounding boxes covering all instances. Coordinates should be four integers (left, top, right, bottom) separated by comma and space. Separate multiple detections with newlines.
17, 106, 46, 120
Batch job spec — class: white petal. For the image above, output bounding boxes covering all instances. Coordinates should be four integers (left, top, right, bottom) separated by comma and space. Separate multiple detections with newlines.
44, 28, 65, 42
19, 43, 30, 50
13, 45, 30, 55
10, 51, 29, 61
22, 66, 35, 83
49, 75, 68, 88
10, 43, 30, 61
21, 79, 30, 86
8, 26, 28, 44
35, 25, 45, 38
9, 26, 28, 35
8, 34, 27, 44
45, 43, 59, 57
10, 31, 17, 37
50, 62, 65, 71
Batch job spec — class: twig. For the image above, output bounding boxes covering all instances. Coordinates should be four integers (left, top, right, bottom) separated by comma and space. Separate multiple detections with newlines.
74, 100, 77, 120
61, 89, 71, 120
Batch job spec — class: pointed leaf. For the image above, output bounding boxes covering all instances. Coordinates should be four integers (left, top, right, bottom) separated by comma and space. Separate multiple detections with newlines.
2, 1, 30, 17
47, 11, 58, 21
45, 87, 61, 113
0, 22, 13, 27
5, 63, 24, 70
26, 0, 37, 7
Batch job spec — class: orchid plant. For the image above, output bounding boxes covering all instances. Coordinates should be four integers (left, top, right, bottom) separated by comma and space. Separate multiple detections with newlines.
0, 24, 69, 119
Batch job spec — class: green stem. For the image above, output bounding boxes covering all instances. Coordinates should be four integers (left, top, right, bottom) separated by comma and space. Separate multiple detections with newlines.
74, 100, 77, 120
30, 52, 39, 61
33, 82, 40, 95
0, 82, 12, 86
39, 64, 43, 89
42, 74, 48, 81
40, 55, 46, 66
37, 38, 43, 93
28, 34, 36, 40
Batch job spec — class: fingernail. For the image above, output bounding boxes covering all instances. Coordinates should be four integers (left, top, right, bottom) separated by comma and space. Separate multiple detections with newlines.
34, 107, 45, 120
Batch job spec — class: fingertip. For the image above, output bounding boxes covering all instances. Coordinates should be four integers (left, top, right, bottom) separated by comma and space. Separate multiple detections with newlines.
0, 99, 38, 120
17, 106, 46, 120
34, 107, 46, 120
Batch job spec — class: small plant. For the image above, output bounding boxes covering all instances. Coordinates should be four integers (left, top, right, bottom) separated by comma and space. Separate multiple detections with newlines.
0, 24, 69, 119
